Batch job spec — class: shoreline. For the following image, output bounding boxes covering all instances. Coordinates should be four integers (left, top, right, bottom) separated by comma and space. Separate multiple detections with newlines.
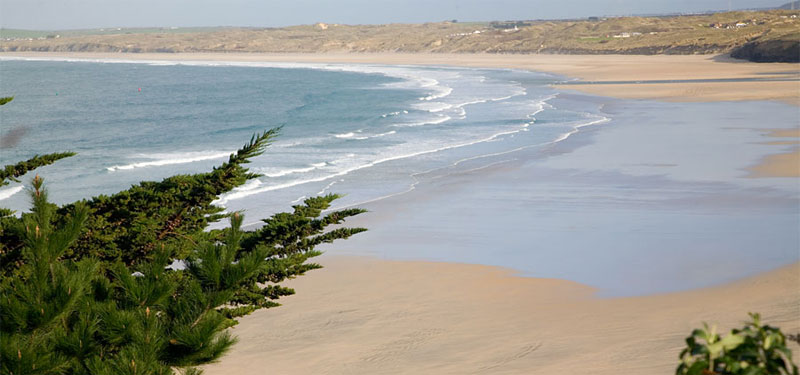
202, 255, 800, 374
2, 51, 798, 104
332, 91, 799, 297
3, 51, 797, 178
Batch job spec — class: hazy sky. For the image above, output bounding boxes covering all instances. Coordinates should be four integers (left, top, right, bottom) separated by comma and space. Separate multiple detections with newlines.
0, 0, 790, 30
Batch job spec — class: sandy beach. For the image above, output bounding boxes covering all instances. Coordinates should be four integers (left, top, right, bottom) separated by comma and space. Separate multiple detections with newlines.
202, 257, 799, 374
3, 52, 799, 104
3, 51, 798, 373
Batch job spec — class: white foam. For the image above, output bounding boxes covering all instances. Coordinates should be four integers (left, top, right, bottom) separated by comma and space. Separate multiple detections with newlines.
421, 86, 454, 101
452, 113, 610, 168
258, 162, 327, 178
381, 111, 401, 118
0, 185, 24, 201
106, 151, 232, 171
551, 116, 610, 143
394, 115, 452, 128
371, 130, 397, 138
490, 88, 528, 102
414, 101, 453, 113
328, 154, 356, 166
213, 118, 555, 206
525, 100, 548, 120
453, 98, 489, 108
231, 178, 263, 192
317, 180, 338, 195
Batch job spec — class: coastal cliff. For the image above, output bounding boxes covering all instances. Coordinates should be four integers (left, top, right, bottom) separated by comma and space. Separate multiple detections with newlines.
731, 36, 800, 62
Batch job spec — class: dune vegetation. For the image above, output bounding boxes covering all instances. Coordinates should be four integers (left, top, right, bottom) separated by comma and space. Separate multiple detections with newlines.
1, 10, 798, 61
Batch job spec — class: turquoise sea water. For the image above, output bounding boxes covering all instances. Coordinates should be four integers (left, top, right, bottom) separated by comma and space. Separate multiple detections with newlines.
1, 58, 797, 296
0, 59, 600, 219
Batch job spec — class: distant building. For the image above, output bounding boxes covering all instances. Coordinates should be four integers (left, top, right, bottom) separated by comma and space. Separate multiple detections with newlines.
588, 16, 599, 21
490, 21, 532, 30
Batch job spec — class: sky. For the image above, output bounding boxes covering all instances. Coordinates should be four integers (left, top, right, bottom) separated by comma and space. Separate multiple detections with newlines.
0, 0, 791, 30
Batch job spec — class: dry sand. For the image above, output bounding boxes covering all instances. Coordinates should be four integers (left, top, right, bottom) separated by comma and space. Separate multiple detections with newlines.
203, 257, 799, 374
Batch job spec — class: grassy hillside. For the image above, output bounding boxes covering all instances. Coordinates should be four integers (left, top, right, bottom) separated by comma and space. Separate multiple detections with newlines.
1, 10, 797, 61
1, 27, 229, 40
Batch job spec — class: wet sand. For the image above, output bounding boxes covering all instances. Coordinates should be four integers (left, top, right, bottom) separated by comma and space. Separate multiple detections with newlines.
749, 128, 800, 178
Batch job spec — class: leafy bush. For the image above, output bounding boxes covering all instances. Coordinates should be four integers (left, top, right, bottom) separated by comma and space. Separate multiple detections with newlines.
677, 313, 798, 375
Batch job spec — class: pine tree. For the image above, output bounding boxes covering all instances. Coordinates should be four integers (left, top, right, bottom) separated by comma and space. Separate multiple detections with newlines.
0, 177, 284, 374
1, 128, 366, 316
0, 96, 77, 268
0, 94, 367, 371
0, 176, 95, 375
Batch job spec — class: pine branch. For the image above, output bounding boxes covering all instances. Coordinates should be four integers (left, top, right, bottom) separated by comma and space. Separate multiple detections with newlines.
0, 97, 13, 106
1, 152, 76, 187
0, 128, 282, 272
225, 127, 280, 167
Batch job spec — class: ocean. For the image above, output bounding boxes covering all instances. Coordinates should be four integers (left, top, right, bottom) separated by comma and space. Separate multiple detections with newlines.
0, 58, 604, 222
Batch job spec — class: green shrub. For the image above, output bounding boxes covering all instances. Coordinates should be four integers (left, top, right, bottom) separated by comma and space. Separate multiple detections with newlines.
677, 313, 798, 375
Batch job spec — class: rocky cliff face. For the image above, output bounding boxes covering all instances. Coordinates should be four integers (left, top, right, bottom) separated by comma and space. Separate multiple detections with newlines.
730, 38, 800, 62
